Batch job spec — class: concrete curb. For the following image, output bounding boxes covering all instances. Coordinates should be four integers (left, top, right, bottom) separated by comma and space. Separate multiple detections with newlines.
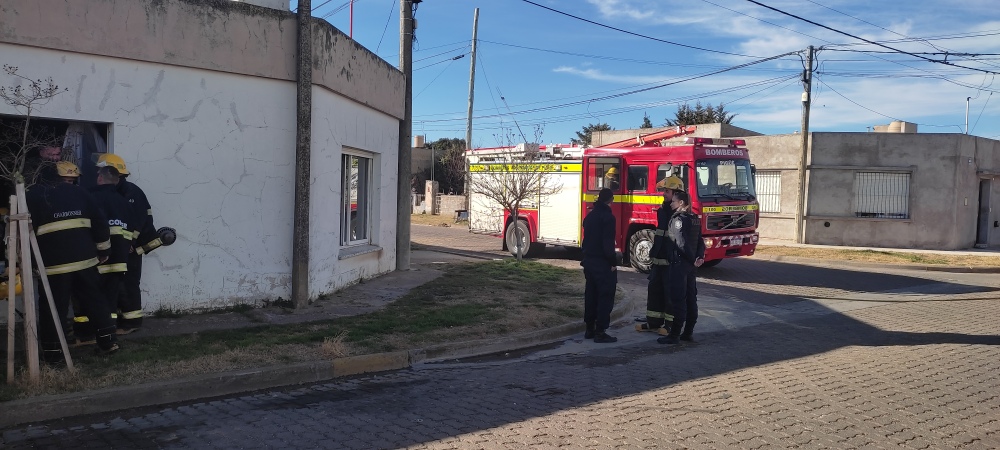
0, 289, 636, 428
750, 254, 1000, 274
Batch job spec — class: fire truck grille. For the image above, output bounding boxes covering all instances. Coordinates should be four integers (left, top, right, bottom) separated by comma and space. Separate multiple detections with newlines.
706, 213, 756, 231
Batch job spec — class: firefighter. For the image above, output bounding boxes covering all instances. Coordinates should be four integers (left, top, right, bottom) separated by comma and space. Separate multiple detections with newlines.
27, 161, 119, 361
603, 166, 620, 191
90, 166, 135, 330
658, 190, 706, 345
581, 187, 619, 343
637, 175, 685, 335
94, 154, 155, 334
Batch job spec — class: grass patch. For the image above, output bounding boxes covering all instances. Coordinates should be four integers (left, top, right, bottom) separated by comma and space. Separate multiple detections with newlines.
755, 245, 1000, 267
410, 213, 468, 228
0, 259, 583, 401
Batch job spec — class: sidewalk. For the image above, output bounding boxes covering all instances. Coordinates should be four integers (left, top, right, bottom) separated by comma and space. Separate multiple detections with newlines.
755, 237, 1000, 273
0, 249, 637, 428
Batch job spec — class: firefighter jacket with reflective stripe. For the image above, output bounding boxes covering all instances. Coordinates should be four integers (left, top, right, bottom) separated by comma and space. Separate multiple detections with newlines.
91, 184, 135, 274
116, 179, 159, 255
649, 202, 676, 266
667, 211, 705, 265
27, 182, 111, 275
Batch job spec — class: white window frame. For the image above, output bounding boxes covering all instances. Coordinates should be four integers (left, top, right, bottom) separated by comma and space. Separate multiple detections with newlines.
341, 150, 374, 246
854, 171, 910, 219
755, 170, 782, 213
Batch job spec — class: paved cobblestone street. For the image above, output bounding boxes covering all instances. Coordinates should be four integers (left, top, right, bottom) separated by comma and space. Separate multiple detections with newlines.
3, 225, 999, 449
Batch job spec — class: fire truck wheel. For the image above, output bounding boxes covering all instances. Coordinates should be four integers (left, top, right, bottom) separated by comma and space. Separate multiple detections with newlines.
505, 220, 544, 258
628, 229, 655, 274
700, 259, 722, 268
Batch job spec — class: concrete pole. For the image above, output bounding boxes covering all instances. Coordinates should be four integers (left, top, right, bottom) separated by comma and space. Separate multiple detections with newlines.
292, 0, 313, 308
794, 45, 813, 244
966, 96, 971, 134
464, 8, 480, 206
395, 0, 413, 271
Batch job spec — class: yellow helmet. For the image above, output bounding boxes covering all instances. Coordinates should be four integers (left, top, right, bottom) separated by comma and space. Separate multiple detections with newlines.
655, 175, 684, 192
605, 167, 618, 177
56, 161, 81, 178
94, 153, 129, 175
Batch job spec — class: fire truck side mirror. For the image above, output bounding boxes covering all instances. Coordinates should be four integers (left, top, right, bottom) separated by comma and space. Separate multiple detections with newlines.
750, 164, 757, 176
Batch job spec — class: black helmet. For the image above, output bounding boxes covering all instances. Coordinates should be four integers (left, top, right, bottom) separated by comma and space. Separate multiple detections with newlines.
157, 227, 177, 246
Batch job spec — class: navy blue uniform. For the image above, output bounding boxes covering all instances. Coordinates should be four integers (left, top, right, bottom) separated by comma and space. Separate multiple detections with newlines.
116, 179, 156, 330
581, 201, 617, 333
91, 184, 136, 326
644, 201, 676, 330
665, 210, 705, 340
27, 181, 118, 360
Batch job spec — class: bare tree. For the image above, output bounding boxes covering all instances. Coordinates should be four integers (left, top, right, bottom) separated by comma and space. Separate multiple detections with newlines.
0, 65, 67, 186
468, 125, 561, 262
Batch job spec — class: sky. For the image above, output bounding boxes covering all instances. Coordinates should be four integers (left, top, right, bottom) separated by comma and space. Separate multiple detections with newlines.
295, 0, 1000, 148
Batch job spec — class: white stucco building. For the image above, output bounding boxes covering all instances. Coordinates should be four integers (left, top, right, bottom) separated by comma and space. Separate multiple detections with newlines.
0, 0, 404, 310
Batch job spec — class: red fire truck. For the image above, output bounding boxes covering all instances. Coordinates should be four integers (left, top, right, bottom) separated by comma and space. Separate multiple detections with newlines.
466, 127, 759, 271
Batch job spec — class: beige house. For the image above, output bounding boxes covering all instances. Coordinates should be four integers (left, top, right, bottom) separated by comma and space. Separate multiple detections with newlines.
595, 124, 1000, 250
1, 0, 405, 310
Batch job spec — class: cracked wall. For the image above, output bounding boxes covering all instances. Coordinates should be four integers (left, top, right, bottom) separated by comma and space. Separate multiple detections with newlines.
0, 0, 403, 309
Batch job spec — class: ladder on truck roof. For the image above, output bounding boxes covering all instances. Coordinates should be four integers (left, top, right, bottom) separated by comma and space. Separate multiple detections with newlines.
599, 125, 698, 149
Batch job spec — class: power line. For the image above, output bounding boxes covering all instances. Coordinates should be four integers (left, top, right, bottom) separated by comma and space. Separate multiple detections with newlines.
815, 78, 964, 132
743, 0, 998, 75
517, 0, 763, 58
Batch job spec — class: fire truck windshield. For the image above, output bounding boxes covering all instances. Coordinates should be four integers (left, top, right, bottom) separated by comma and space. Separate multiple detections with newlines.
695, 159, 756, 200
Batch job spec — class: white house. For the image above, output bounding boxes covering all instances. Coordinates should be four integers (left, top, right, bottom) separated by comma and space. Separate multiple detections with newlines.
0, 0, 405, 310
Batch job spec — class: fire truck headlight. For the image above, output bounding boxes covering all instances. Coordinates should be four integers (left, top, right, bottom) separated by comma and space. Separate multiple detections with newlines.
704, 237, 715, 248
751, 234, 759, 243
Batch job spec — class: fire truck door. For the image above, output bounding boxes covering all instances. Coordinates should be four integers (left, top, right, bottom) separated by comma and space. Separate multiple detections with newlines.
583, 157, 624, 250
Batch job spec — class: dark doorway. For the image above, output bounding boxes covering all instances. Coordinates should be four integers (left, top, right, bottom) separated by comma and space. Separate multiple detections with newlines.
976, 179, 992, 248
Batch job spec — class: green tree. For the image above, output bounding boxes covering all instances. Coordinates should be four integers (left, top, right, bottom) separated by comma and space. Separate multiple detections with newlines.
571, 123, 612, 146
427, 137, 467, 195
665, 101, 737, 126
640, 113, 653, 129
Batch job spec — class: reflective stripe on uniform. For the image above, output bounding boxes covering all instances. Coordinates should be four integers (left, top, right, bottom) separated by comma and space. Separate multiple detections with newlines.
36, 218, 91, 236
110, 226, 125, 236
650, 257, 669, 266
138, 238, 162, 255
96, 239, 111, 251
644, 310, 674, 321
45, 257, 99, 275
73, 316, 89, 323
121, 310, 144, 319
97, 263, 128, 274
122, 230, 134, 240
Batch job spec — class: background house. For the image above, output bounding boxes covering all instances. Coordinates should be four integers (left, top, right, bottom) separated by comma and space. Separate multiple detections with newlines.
0, 0, 404, 310
595, 123, 1000, 250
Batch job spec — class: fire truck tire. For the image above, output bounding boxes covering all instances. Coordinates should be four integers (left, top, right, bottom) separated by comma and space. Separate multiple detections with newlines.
700, 259, 722, 268
628, 229, 655, 274
506, 220, 544, 258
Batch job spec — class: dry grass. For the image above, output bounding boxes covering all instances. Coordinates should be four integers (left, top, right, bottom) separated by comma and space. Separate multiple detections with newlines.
410, 213, 468, 228
320, 332, 350, 359
755, 245, 1000, 267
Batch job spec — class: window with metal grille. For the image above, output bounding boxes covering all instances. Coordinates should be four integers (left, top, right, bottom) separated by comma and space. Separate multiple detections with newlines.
855, 172, 910, 219
754, 171, 781, 213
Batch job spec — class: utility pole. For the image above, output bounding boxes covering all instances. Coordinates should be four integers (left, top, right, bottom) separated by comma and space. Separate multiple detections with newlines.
292, 0, 313, 308
794, 45, 814, 245
396, 0, 414, 271
464, 8, 479, 207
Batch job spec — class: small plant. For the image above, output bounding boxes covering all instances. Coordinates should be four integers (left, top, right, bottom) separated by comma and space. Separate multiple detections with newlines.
319, 331, 349, 359
151, 305, 185, 319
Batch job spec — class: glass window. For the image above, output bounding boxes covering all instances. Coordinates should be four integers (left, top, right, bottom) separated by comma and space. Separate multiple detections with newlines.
855, 172, 910, 219
626, 165, 648, 192
586, 158, 621, 192
695, 159, 756, 200
341, 152, 372, 245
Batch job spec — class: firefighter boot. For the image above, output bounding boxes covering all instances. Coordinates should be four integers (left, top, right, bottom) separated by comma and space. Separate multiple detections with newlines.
94, 326, 120, 356
584, 322, 596, 339
593, 330, 618, 343
658, 318, 684, 345
680, 320, 697, 342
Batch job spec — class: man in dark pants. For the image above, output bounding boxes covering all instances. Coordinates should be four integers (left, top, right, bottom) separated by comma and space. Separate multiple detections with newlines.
27, 162, 119, 362
658, 190, 706, 345
95, 154, 157, 334
90, 166, 136, 330
581, 187, 619, 343
638, 175, 685, 336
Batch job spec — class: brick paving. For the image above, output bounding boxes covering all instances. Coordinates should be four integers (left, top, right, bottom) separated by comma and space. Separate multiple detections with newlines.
2, 225, 999, 449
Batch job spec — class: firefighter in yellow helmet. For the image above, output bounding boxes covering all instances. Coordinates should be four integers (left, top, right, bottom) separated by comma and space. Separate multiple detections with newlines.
94, 153, 157, 334
603, 166, 620, 191
89, 165, 137, 339
26, 161, 120, 361
636, 175, 689, 335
